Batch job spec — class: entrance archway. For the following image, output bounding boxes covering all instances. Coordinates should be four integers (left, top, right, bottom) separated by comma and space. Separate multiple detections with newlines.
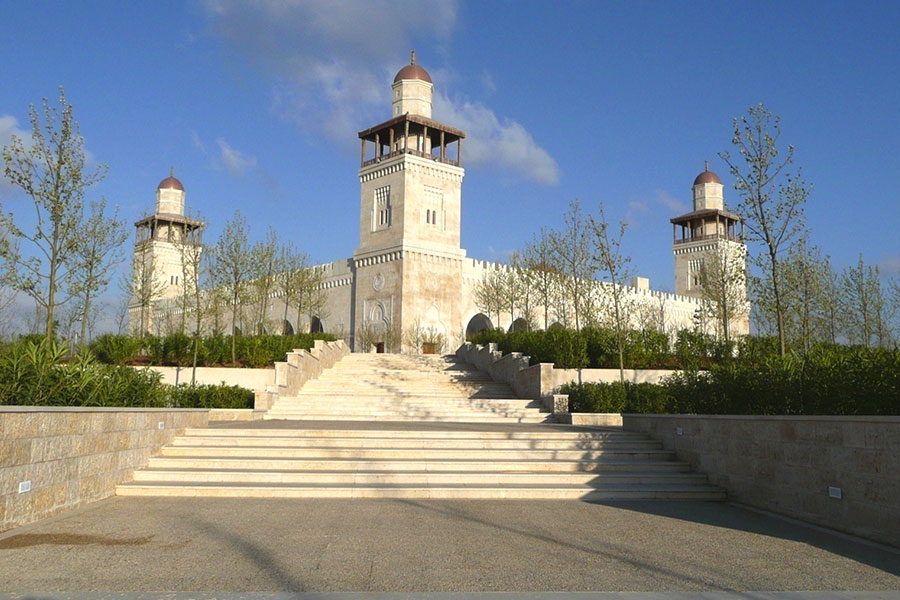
310, 316, 324, 333
509, 318, 530, 333
465, 313, 493, 337
282, 320, 294, 335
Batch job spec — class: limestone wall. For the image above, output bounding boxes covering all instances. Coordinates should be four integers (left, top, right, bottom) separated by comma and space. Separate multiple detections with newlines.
623, 414, 900, 548
0, 407, 209, 532
146, 366, 275, 392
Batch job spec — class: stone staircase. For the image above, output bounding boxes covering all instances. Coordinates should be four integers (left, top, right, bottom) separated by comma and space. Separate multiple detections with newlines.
117, 352, 725, 500
263, 353, 551, 423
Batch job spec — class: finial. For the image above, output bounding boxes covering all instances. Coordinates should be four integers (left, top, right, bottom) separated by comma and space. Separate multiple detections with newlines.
170, 166, 174, 177
704, 160, 709, 172
411, 49, 416, 65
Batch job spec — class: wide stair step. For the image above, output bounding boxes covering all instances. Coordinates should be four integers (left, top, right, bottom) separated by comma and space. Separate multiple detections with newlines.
119, 353, 725, 500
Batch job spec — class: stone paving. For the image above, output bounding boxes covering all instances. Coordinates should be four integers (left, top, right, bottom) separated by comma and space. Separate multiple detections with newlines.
0, 497, 897, 593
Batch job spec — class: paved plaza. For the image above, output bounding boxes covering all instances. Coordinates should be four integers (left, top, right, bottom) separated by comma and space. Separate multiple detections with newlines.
0, 497, 897, 593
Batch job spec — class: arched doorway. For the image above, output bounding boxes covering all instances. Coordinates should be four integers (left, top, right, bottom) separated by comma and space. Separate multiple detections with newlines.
282, 320, 294, 336
465, 313, 493, 337
310, 316, 324, 333
509, 318, 530, 333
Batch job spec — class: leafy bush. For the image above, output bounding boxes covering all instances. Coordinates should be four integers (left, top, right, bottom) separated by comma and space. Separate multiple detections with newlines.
0, 338, 256, 408
85, 333, 337, 367
562, 346, 900, 416
89, 333, 142, 365
169, 383, 254, 409
0, 339, 168, 407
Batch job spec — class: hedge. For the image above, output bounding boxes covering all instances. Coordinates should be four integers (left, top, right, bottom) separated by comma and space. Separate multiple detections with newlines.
560, 346, 900, 416
89, 332, 337, 368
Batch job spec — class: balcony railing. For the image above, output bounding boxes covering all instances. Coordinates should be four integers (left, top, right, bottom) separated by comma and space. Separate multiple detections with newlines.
674, 233, 742, 245
362, 148, 460, 168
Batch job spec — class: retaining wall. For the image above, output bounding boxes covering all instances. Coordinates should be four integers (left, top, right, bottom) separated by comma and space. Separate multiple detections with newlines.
623, 414, 900, 548
146, 366, 275, 392
0, 407, 208, 533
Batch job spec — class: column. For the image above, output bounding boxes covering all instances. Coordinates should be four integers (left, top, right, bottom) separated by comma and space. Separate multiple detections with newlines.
457, 138, 462, 165
389, 128, 395, 155
404, 120, 409, 153
360, 138, 366, 165
440, 131, 446, 161
423, 126, 428, 154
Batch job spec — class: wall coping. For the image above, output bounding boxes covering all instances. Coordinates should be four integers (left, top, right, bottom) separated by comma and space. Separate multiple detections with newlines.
0, 407, 209, 414
622, 413, 900, 423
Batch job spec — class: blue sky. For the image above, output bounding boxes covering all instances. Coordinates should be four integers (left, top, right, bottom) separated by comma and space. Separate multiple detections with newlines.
1, 0, 899, 309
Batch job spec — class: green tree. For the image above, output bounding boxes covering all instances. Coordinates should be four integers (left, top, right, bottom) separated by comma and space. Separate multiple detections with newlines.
68, 198, 128, 345
214, 211, 252, 364
589, 202, 634, 384
720, 103, 810, 356
0, 88, 107, 342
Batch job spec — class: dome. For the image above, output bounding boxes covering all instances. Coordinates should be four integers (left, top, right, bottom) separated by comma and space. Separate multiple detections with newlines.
393, 50, 432, 83
157, 171, 184, 192
693, 163, 722, 186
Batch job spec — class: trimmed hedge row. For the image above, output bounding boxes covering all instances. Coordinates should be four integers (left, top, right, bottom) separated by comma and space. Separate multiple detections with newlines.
468, 327, 733, 369
89, 332, 337, 368
561, 346, 900, 416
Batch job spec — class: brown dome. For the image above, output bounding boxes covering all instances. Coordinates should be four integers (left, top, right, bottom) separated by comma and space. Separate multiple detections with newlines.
157, 172, 184, 192
394, 50, 432, 83
693, 163, 722, 186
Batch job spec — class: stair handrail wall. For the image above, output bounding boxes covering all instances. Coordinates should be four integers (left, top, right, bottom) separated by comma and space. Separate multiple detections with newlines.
455, 342, 567, 415
255, 339, 351, 412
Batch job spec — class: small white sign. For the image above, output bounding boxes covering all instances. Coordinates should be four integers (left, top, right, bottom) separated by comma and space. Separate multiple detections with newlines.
828, 486, 842, 499
158, 421, 165, 430
676, 427, 683, 436
18, 480, 31, 494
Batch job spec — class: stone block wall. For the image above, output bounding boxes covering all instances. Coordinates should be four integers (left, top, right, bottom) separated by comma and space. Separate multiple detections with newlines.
0, 407, 208, 532
623, 414, 900, 548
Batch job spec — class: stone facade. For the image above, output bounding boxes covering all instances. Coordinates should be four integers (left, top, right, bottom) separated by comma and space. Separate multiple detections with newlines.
622, 414, 900, 548
0, 407, 208, 532
131, 57, 748, 350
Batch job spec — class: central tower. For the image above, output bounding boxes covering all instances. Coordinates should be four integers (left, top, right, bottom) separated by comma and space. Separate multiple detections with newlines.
352, 52, 467, 351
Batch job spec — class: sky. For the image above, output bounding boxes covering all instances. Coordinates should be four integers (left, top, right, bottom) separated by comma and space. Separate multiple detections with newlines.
1, 0, 899, 323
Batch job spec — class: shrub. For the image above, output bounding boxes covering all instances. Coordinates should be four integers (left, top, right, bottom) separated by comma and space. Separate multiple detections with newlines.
169, 383, 254, 409
89, 334, 142, 365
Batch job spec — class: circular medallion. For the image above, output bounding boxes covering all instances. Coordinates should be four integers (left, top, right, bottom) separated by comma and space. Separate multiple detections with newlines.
373, 273, 385, 291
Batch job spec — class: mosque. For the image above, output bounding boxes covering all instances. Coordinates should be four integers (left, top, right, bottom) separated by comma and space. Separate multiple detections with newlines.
130, 54, 749, 351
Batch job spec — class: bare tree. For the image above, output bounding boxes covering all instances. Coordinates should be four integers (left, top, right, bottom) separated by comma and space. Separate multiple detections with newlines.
550, 199, 592, 330
214, 211, 252, 364
249, 227, 279, 334
473, 266, 504, 327
67, 198, 127, 345
589, 202, 634, 384
298, 265, 327, 333
0, 88, 107, 342
123, 242, 165, 336
523, 227, 557, 329
698, 242, 747, 343
275, 242, 310, 335
177, 217, 206, 384
841, 255, 883, 348
719, 103, 810, 356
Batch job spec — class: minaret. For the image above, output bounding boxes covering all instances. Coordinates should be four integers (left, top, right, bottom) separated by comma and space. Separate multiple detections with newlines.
671, 163, 749, 334
129, 171, 204, 335
351, 53, 467, 351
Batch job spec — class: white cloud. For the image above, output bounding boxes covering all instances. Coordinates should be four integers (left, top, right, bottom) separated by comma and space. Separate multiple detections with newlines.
654, 189, 689, 213
216, 138, 257, 176
190, 130, 206, 154
201, 0, 559, 185
434, 92, 560, 185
